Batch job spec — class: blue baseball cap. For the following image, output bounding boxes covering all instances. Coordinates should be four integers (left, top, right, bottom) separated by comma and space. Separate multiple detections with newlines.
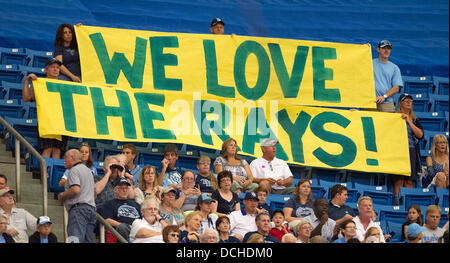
407, 223, 426, 238
244, 192, 259, 201
197, 193, 216, 203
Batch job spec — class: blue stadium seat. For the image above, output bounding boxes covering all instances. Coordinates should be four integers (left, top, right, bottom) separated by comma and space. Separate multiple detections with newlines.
445, 111, 449, 132
18, 65, 46, 80
310, 185, 326, 199
47, 158, 66, 193
377, 205, 409, 225
138, 151, 164, 168
21, 102, 37, 119
310, 167, 344, 183
354, 183, 393, 206
0, 99, 22, 120
0, 47, 27, 66
267, 194, 293, 211
414, 111, 446, 132
402, 76, 433, 96
433, 76, 449, 95
1, 81, 23, 101
399, 187, 437, 209
177, 152, 200, 171
420, 130, 449, 151
3, 116, 38, 154
96, 141, 123, 161
411, 93, 430, 112
382, 220, 403, 242
0, 64, 23, 83
95, 161, 105, 177
419, 149, 429, 166
25, 48, 53, 68
345, 170, 377, 186
429, 93, 449, 114
436, 187, 449, 209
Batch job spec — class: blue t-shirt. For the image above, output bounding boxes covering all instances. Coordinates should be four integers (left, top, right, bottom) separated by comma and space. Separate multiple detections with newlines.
333, 238, 346, 243
372, 58, 403, 103
129, 164, 143, 187
284, 198, 313, 218
40, 236, 49, 243
0, 236, 5, 243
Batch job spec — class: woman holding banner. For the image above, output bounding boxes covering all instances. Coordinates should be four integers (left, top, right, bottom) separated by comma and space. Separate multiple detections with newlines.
214, 138, 258, 194
393, 94, 424, 205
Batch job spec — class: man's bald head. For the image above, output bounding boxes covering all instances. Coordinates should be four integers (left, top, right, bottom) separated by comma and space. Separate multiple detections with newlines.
64, 149, 82, 169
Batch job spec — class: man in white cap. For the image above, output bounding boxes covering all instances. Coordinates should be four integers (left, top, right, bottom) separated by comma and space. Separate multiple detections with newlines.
250, 138, 295, 195
28, 216, 58, 243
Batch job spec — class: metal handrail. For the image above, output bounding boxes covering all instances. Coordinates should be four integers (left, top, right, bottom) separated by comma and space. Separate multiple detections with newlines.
96, 212, 128, 243
0, 116, 48, 216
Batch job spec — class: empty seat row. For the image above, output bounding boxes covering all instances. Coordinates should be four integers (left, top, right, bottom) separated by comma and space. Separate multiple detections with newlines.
402, 75, 449, 96
0, 47, 53, 68
0, 64, 47, 84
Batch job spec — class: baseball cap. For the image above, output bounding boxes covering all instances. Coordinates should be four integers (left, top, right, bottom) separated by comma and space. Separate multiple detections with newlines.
45, 57, 62, 68
211, 18, 225, 27
114, 177, 131, 187
244, 192, 259, 201
398, 93, 414, 102
37, 216, 52, 225
0, 189, 14, 196
197, 193, 216, 204
407, 223, 426, 238
378, 40, 392, 48
260, 138, 278, 147
161, 186, 177, 195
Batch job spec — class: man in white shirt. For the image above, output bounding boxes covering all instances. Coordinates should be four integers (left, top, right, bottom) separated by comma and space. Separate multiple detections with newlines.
250, 138, 294, 195
303, 198, 336, 243
228, 192, 260, 241
353, 196, 385, 242
0, 189, 37, 243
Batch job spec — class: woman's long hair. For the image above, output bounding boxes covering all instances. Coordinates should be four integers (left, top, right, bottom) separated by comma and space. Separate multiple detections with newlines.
54, 23, 78, 49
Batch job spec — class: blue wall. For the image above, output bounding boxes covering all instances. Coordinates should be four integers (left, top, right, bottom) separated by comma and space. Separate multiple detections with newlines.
0, 0, 448, 76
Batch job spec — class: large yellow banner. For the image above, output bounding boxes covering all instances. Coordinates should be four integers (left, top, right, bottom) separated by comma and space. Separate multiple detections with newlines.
75, 25, 376, 109
33, 78, 410, 176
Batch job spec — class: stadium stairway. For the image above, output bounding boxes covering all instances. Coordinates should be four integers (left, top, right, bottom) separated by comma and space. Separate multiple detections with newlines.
0, 137, 65, 242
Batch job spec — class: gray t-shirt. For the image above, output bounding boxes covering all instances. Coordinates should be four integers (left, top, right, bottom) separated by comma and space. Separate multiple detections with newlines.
214, 156, 248, 180
65, 162, 96, 211
422, 227, 445, 243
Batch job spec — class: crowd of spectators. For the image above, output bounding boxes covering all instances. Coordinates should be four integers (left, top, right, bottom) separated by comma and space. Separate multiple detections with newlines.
0, 18, 448, 244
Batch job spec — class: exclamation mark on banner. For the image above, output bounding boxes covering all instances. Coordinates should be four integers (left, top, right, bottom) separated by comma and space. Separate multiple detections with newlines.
361, 117, 379, 166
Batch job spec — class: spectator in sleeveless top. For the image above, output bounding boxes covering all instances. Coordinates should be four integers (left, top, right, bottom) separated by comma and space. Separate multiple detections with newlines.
424, 134, 449, 189
53, 24, 81, 82
134, 165, 162, 205
211, 171, 240, 217
22, 58, 68, 159
393, 94, 423, 204
283, 179, 314, 231
214, 138, 258, 194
